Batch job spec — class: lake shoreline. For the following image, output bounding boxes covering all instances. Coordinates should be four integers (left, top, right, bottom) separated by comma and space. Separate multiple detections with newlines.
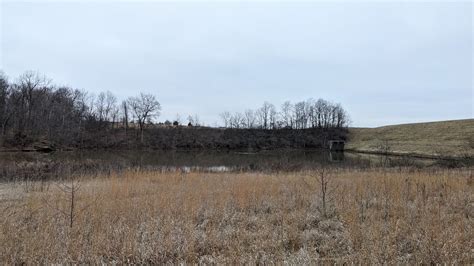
2, 146, 471, 162
345, 148, 471, 161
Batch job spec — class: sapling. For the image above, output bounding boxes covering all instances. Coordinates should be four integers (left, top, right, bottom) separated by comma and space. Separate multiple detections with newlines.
303, 166, 337, 219
43, 176, 96, 228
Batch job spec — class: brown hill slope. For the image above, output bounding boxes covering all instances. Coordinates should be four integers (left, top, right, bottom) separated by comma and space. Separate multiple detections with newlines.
347, 119, 474, 158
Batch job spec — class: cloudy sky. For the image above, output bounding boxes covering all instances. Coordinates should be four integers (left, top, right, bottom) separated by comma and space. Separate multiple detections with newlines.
1, 1, 472, 127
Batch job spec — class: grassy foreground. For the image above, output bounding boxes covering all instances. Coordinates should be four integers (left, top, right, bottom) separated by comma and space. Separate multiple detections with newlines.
1, 169, 473, 264
347, 119, 474, 158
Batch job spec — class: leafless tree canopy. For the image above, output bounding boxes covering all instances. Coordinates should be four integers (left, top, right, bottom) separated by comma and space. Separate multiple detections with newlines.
0, 70, 349, 149
0, 71, 162, 147
220, 98, 350, 129
127, 93, 161, 142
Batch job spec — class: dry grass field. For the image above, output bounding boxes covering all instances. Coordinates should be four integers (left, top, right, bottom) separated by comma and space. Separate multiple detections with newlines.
1, 168, 473, 264
347, 119, 474, 158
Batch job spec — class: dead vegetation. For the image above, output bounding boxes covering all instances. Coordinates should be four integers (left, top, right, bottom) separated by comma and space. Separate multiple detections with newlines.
347, 119, 474, 158
1, 168, 473, 264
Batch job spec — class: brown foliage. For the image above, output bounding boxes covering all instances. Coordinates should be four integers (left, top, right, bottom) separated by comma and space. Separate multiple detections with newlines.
0, 168, 472, 263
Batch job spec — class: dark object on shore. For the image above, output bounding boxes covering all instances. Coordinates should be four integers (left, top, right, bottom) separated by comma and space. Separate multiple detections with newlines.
329, 151, 345, 162
329, 140, 345, 152
34, 145, 55, 153
21, 141, 56, 153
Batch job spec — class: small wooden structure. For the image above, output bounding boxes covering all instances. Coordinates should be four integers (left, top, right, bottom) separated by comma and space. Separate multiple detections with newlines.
328, 140, 345, 152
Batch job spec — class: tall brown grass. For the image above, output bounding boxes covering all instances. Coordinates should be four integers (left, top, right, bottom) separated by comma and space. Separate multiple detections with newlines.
1, 168, 472, 263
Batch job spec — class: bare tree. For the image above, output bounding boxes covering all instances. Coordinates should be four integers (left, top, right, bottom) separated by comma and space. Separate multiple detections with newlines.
104, 91, 117, 126
305, 98, 316, 128
42, 177, 97, 229
244, 109, 255, 128
280, 101, 294, 128
220, 111, 231, 128
334, 103, 349, 128
256, 101, 274, 129
314, 99, 326, 128
121, 100, 129, 132
0, 72, 10, 139
60, 179, 81, 228
317, 168, 330, 218
269, 104, 278, 129
74, 90, 89, 148
218, 98, 348, 130
17, 71, 51, 134
294, 101, 307, 129
230, 112, 245, 128
302, 167, 337, 219
193, 114, 200, 126
127, 93, 161, 143
0, 69, 352, 150
95, 92, 106, 123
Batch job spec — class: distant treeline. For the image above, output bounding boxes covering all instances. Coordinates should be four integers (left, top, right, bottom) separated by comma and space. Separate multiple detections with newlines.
0, 71, 348, 150
220, 99, 349, 130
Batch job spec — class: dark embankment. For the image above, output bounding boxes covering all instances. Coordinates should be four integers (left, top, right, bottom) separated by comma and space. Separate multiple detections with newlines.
1, 126, 348, 152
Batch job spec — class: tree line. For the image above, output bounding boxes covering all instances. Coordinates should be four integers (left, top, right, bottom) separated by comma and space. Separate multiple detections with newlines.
0, 71, 160, 147
0, 70, 349, 149
220, 99, 349, 130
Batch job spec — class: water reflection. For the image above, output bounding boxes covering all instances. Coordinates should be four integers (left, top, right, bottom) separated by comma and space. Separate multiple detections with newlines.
0, 149, 445, 181
0, 149, 434, 172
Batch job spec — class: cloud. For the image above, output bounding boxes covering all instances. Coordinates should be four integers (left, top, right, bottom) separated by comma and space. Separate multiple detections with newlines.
1, 1, 472, 127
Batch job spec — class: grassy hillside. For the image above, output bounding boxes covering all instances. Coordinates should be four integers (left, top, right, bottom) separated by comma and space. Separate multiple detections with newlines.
347, 119, 474, 158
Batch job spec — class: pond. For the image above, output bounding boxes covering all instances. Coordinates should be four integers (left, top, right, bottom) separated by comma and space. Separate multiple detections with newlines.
0, 149, 441, 181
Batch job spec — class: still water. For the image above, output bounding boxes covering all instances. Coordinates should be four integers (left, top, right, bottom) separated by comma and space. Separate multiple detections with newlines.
0, 149, 434, 174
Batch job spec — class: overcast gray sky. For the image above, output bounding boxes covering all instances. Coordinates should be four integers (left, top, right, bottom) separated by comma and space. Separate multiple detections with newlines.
1, 1, 472, 127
